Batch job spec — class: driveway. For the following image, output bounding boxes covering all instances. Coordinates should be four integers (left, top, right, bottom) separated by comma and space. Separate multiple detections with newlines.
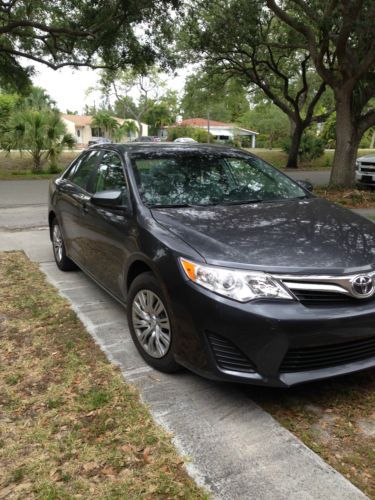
0, 179, 367, 499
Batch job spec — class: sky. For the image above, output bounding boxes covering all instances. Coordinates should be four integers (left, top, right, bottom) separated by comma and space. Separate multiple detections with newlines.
31, 62, 188, 115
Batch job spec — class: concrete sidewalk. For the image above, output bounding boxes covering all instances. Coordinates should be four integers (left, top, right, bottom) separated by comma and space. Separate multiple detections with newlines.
0, 228, 367, 500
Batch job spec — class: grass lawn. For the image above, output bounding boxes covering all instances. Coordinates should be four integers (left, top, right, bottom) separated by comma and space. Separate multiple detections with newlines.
248, 148, 375, 170
0, 251, 208, 499
252, 368, 375, 499
0, 151, 79, 180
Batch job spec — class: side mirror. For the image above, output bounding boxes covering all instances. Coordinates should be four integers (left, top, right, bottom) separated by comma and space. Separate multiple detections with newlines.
297, 180, 314, 192
91, 189, 126, 208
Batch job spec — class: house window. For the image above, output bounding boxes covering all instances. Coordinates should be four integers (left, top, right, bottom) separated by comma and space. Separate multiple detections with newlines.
77, 129, 81, 138
91, 127, 104, 137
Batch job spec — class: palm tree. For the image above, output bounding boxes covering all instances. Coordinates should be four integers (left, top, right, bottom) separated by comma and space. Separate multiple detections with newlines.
3, 108, 75, 173
21, 86, 57, 111
112, 120, 139, 142
91, 110, 119, 140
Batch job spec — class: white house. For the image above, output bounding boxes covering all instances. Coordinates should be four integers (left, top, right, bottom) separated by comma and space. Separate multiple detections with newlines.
165, 118, 258, 147
62, 114, 149, 147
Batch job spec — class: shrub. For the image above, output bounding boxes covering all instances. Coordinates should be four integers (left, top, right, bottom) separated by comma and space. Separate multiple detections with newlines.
282, 133, 325, 161
167, 125, 214, 143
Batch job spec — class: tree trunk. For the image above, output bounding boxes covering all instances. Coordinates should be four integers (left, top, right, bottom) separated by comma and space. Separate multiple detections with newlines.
32, 153, 42, 173
286, 123, 303, 169
330, 91, 360, 187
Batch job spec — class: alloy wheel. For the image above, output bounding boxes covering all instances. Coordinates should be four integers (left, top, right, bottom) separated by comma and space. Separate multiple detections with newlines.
53, 224, 63, 263
131, 289, 171, 358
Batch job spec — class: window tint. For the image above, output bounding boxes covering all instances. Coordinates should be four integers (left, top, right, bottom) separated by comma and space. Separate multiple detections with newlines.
69, 151, 101, 191
93, 151, 128, 203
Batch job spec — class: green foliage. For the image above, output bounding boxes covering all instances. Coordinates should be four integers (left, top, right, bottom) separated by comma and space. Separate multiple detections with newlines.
191, 128, 214, 143
100, 66, 169, 135
167, 125, 214, 143
321, 113, 336, 149
20, 87, 56, 111
1, 107, 75, 173
143, 91, 179, 134
181, 71, 250, 122
238, 103, 289, 148
0, 1, 179, 91
91, 111, 119, 140
112, 120, 139, 142
266, 0, 375, 184
282, 133, 325, 161
0, 93, 19, 134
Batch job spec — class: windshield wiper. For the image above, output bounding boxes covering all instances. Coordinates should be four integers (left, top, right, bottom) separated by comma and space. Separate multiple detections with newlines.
218, 199, 262, 206
149, 203, 195, 208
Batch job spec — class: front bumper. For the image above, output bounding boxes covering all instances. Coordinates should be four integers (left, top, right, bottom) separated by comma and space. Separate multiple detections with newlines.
169, 277, 375, 387
355, 169, 375, 184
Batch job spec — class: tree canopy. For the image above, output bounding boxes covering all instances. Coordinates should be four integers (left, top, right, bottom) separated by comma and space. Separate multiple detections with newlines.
180, 0, 332, 167
0, 0, 179, 91
266, 0, 375, 185
181, 71, 250, 123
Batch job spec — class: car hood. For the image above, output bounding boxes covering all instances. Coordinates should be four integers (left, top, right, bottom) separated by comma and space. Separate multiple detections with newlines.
357, 154, 375, 162
151, 198, 375, 274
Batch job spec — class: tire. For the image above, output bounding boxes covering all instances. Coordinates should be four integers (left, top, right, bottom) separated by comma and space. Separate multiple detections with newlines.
51, 218, 77, 271
127, 272, 180, 373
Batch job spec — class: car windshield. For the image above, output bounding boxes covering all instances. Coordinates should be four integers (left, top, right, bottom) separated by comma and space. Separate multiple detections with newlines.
130, 152, 307, 207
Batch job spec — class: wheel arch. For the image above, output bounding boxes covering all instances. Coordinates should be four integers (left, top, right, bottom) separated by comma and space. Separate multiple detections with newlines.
126, 259, 154, 294
48, 210, 56, 241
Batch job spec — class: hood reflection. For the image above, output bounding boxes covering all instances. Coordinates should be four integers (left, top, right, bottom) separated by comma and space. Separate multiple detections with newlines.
151, 198, 375, 274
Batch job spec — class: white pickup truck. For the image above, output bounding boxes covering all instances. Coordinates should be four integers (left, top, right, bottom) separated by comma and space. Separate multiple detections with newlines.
355, 154, 375, 185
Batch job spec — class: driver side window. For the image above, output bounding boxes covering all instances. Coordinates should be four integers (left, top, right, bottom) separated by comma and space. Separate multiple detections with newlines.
93, 151, 128, 203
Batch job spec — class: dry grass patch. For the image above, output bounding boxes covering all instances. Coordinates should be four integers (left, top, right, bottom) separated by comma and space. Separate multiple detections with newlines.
315, 186, 375, 208
0, 151, 79, 179
251, 370, 375, 498
0, 251, 208, 499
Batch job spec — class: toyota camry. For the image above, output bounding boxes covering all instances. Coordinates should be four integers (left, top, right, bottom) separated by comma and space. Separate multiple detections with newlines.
48, 143, 375, 387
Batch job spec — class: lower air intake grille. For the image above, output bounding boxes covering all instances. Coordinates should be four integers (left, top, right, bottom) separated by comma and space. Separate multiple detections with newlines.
280, 336, 375, 373
291, 289, 375, 306
207, 332, 256, 373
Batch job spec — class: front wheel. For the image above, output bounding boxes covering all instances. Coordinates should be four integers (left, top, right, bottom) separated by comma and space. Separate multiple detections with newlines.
127, 272, 180, 373
51, 219, 77, 271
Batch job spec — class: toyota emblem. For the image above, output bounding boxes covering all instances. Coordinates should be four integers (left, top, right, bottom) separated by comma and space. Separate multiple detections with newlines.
351, 275, 374, 298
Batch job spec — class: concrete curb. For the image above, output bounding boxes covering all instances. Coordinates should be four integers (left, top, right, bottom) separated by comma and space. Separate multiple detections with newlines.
40, 259, 367, 500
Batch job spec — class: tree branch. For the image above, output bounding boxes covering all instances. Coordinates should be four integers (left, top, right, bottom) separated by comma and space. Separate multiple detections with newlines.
0, 45, 112, 70
0, 20, 93, 37
359, 109, 375, 136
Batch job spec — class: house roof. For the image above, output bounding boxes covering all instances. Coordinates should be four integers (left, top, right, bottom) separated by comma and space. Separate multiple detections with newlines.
62, 114, 126, 127
176, 118, 258, 135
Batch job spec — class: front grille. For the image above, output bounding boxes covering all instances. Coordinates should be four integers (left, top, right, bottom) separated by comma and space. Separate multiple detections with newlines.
360, 162, 375, 168
207, 332, 256, 373
280, 336, 375, 372
359, 167, 375, 173
291, 289, 375, 306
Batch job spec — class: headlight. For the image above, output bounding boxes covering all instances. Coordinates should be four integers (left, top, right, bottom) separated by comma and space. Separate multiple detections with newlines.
179, 258, 293, 302
355, 161, 360, 170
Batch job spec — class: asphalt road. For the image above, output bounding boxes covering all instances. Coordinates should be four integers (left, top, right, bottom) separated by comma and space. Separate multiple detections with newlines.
0, 178, 367, 499
286, 169, 331, 185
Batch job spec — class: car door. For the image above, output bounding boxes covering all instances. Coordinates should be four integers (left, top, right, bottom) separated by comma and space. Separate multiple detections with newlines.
56, 150, 102, 267
81, 150, 135, 298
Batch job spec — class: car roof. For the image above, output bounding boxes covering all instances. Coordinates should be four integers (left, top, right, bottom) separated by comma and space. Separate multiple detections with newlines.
89, 142, 252, 156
